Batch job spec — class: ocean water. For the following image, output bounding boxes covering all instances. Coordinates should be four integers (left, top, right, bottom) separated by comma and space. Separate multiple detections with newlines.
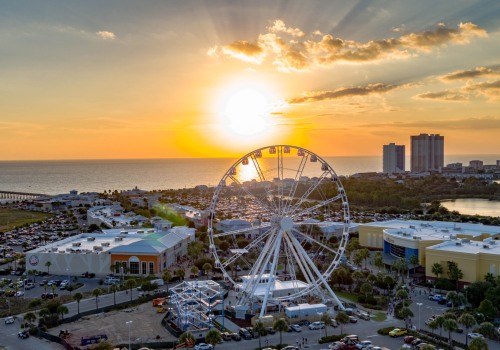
0, 154, 498, 195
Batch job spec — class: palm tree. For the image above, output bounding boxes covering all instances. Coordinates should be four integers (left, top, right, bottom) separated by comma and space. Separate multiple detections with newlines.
57, 305, 69, 322
110, 284, 118, 305
458, 313, 476, 346
253, 321, 267, 350
428, 319, 439, 336
39, 308, 50, 321
321, 313, 332, 337
442, 318, 458, 346
435, 315, 445, 337
92, 288, 102, 312
205, 329, 222, 350
45, 261, 52, 275
73, 292, 83, 314
469, 336, 489, 350
335, 311, 350, 334
409, 254, 419, 274
431, 262, 443, 280
273, 318, 289, 346
398, 307, 414, 329
374, 251, 384, 272
125, 278, 137, 302
24, 311, 37, 325
203, 262, 212, 280
179, 332, 196, 348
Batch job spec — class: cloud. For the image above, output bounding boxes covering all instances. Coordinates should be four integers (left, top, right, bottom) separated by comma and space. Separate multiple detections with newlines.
464, 79, 500, 100
362, 116, 500, 130
287, 83, 398, 104
441, 67, 500, 81
221, 40, 265, 63
415, 90, 468, 101
96, 31, 116, 40
210, 21, 487, 71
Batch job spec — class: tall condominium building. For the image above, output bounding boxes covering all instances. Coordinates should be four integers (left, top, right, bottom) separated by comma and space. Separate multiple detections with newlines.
383, 143, 405, 174
410, 133, 444, 172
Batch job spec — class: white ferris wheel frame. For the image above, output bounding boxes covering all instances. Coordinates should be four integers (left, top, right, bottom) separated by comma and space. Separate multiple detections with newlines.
207, 145, 350, 316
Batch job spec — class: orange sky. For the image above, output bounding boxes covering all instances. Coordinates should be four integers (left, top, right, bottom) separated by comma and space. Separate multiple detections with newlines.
1, 1, 499, 160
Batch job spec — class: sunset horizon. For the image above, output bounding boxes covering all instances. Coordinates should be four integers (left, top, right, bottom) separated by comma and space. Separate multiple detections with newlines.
2, 1, 499, 161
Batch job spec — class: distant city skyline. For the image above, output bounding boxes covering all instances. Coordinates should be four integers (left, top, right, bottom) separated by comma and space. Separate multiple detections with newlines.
1, 1, 499, 160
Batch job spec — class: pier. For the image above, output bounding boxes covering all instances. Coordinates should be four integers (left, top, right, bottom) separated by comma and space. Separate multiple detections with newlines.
0, 190, 50, 201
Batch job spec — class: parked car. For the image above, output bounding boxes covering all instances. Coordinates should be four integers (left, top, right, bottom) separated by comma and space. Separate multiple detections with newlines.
467, 333, 484, 339
330, 319, 339, 327
309, 321, 325, 330
356, 310, 370, 320
348, 316, 358, 323
328, 341, 345, 349
194, 343, 213, 350
4, 316, 14, 324
18, 330, 29, 339
25, 283, 35, 290
404, 336, 415, 344
290, 324, 302, 332
239, 328, 252, 340
220, 332, 232, 341
230, 333, 241, 341
389, 328, 407, 337
265, 327, 276, 334
355, 340, 372, 349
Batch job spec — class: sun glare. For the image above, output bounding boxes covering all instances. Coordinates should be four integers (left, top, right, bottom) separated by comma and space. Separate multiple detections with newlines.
219, 84, 275, 137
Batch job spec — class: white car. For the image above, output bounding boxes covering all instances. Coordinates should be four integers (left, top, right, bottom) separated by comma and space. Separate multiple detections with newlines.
356, 340, 372, 349
195, 343, 213, 350
309, 321, 325, 330
328, 341, 344, 350
290, 324, 302, 332
467, 333, 483, 339
4, 316, 14, 324
15, 291, 24, 297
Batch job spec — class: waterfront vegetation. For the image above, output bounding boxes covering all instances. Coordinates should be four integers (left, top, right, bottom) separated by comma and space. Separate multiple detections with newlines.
0, 208, 54, 232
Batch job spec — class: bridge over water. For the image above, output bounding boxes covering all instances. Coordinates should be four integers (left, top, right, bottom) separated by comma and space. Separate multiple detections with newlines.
0, 190, 50, 201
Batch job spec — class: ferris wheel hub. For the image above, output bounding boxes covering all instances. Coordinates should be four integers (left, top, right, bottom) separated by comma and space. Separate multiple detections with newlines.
279, 216, 294, 231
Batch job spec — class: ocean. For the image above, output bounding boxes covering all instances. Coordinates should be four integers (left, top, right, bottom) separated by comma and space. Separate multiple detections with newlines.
0, 154, 499, 195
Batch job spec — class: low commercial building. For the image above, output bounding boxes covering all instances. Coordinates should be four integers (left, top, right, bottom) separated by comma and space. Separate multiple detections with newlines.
358, 219, 500, 283
25, 227, 195, 276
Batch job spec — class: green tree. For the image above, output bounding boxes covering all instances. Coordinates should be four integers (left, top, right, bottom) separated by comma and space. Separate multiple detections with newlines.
358, 248, 370, 269
478, 322, 496, 339
92, 288, 102, 312
398, 307, 414, 329
431, 262, 443, 279
273, 318, 289, 346
469, 336, 489, 350
442, 318, 458, 346
374, 251, 384, 272
360, 282, 373, 300
253, 321, 268, 350
335, 311, 350, 334
447, 261, 464, 290
205, 329, 222, 350
179, 332, 195, 348
434, 316, 445, 337
125, 279, 137, 302
110, 284, 119, 305
57, 305, 69, 322
176, 268, 186, 281
28, 298, 42, 309
187, 241, 204, 261
409, 254, 419, 268
203, 262, 213, 280
428, 319, 439, 336
73, 292, 83, 314
321, 313, 332, 337
190, 266, 200, 277
24, 311, 36, 325
45, 261, 52, 275
458, 313, 476, 346
478, 299, 498, 322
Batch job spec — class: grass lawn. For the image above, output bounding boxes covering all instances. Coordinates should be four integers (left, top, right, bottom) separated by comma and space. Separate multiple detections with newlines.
0, 208, 54, 232
372, 311, 387, 322
334, 290, 359, 303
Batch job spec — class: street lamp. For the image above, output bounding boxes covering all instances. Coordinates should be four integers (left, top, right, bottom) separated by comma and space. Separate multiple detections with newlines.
317, 312, 323, 341
416, 302, 423, 331
126, 320, 133, 350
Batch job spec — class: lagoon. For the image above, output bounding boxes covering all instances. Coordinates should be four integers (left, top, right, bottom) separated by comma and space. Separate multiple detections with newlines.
441, 198, 500, 217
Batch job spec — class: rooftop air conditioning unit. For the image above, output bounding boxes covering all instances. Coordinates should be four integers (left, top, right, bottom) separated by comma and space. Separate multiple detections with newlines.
455, 242, 462, 246
441, 229, 449, 233
489, 240, 496, 245
409, 225, 415, 229
413, 236, 422, 240
483, 244, 490, 249
87, 237, 95, 241
101, 242, 110, 247
114, 237, 123, 241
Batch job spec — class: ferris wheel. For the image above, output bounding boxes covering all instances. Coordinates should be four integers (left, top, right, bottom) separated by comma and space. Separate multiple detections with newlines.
208, 145, 350, 317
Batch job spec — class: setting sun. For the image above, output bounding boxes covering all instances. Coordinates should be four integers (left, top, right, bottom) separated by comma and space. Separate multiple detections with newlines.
221, 86, 273, 136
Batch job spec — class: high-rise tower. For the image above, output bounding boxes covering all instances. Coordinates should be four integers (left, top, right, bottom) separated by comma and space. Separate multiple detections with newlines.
383, 143, 405, 174
410, 133, 444, 172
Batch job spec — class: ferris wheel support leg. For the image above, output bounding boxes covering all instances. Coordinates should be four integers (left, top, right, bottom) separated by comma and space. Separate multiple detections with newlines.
259, 231, 283, 319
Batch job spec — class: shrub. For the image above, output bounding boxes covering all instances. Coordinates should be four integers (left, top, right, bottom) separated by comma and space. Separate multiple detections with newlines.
319, 335, 347, 344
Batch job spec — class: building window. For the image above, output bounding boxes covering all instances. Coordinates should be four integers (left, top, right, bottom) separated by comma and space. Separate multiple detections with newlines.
122, 261, 127, 273
149, 262, 154, 275
130, 261, 139, 275
142, 262, 147, 275
389, 243, 406, 259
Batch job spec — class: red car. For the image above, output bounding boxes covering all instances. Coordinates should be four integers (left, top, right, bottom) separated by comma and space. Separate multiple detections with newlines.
404, 336, 415, 344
